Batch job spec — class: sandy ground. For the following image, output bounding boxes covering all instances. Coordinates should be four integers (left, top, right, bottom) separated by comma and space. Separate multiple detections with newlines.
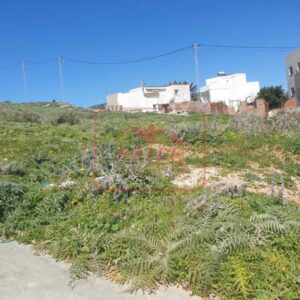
173, 166, 300, 204
0, 241, 200, 300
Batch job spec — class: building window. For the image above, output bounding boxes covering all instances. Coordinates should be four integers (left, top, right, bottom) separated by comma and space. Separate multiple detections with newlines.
288, 66, 294, 76
291, 87, 295, 97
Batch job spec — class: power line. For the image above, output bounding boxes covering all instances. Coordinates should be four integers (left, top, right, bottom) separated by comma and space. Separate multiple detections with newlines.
142, 47, 192, 78
200, 47, 293, 54
64, 45, 194, 65
0, 43, 299, 70
199, 43, 300, 50
26, 58, 57, 65
0, 42, 298, 101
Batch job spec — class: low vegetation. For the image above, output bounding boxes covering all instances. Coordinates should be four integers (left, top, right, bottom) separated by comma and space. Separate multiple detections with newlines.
0, 102, 300, 299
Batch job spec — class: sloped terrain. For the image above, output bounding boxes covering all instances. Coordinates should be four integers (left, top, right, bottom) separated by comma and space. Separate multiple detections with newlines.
0, 102, 300, 299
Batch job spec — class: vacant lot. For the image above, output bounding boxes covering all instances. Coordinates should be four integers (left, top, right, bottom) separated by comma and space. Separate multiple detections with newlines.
1, 102, 300, 299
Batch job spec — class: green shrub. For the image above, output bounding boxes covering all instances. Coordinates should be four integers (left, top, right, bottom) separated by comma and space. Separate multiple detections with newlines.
0, 110, 40, 123
0, 161, 26, 176
0, 182, 28, 222
51, 111, 80, 125
279, 136, 300, 154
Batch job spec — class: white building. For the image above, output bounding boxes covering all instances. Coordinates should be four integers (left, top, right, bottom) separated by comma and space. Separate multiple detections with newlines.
106, 84, 191, 112
200, 73, 260, 109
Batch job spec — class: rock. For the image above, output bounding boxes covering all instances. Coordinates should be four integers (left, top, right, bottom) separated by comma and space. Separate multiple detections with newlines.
59, 180, 76, 189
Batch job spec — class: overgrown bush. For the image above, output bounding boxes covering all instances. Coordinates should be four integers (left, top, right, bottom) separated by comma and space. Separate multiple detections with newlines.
51, 111, 80, 125
0, 182, 28, 222
0, 161, 26, 176
229, 115, 269, 136
170, 122, 224, 145
229, 112, 300, 137
3, 185, 300, 299
0, 110, 40, 123
91, 144, 165, 200
271, 111, 300, 135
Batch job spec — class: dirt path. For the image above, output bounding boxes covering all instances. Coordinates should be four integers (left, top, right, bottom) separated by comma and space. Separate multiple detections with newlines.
0, 241, 200, 300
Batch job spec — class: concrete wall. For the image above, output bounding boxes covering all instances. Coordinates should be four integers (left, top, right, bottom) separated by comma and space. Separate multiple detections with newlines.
106, 94, 119, 106
240, 98, 268, 118
295, 73, 300, 100
284, 98, 299, 109
168, 101, 230, 114
286, 49, 300, 100
171, 84, 191, 103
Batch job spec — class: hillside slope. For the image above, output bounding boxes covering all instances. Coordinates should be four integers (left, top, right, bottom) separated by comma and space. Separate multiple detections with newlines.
0, 103, 300, 299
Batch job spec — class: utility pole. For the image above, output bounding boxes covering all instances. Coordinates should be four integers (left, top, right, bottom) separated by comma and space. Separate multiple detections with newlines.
21, 60, 29, 100
58, 56, 65, 101
193, 43, 201, 103
194, 43, 206, 185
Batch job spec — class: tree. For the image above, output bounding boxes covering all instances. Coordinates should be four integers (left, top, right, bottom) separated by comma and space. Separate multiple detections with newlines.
256, 86, 288, 109
169, 81, 199, 101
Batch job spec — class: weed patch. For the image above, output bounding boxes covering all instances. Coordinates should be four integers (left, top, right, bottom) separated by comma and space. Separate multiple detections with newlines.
0, 104, 300, 299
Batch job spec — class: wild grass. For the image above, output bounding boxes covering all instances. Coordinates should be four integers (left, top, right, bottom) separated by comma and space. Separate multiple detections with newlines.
0, 103, 300, 299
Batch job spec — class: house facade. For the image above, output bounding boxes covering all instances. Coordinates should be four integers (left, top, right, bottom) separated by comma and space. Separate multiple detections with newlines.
200, 73, 260, 110
106, 84, 191, 111
286, 49, 300, 101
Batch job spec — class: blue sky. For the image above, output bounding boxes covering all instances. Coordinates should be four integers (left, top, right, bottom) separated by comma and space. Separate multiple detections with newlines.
0, 0, 299, 107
